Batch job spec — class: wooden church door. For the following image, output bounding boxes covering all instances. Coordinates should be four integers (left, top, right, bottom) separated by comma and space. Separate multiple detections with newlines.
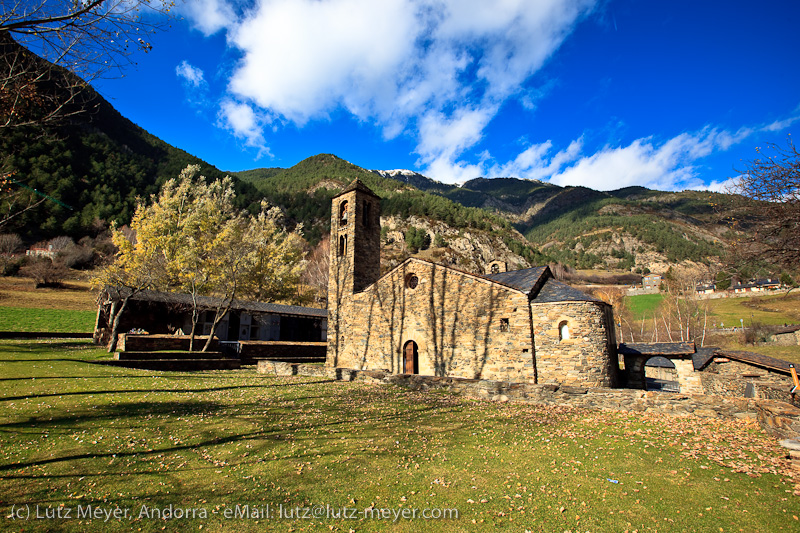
403, 341, 418, 374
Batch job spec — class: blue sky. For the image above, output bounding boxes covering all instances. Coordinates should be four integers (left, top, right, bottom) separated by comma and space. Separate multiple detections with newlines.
93, 0, 800, 190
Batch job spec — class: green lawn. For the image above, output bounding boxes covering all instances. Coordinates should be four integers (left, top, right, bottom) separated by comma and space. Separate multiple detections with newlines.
708, 294, 800, 327
625, 293, 665, 320
0, 340, 796, 532
0, 306, 97, 333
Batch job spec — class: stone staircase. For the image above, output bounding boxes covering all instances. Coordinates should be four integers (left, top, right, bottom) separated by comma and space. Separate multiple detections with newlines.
109, 350, 240, 371
108, 334, 240, 371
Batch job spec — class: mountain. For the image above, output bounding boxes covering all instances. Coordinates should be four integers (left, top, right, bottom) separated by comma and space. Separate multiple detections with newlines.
3, 34, 754, 278
231, 155, 544, 273
357, 171, 737, 275
1, 33, 262, 240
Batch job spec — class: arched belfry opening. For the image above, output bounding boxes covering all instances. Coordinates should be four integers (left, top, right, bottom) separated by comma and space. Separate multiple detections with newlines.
339, 200, 349, 226
403, 340, 419, 374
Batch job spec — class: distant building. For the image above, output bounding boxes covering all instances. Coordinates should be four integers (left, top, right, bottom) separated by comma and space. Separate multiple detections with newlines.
730, 278, 781, 293
696, 282, 715, 294
642, 274, 662, 290
26, 244, 56, 259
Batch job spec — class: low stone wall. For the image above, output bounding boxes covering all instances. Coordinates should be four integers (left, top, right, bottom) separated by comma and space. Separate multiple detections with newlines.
698, 359, 797, 406
240, 341, 326, 364
118, 334, 218, 352
256, 360, 329, 377
774, 330, 800, 346
256, 363, 800, 440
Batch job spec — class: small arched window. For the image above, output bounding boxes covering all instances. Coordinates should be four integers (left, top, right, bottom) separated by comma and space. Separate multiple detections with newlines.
558, 321, 570, 341
338, 234, 347, 257
405, 273, 419, 289
491, 263, 500, 274
339, 200, 349, 226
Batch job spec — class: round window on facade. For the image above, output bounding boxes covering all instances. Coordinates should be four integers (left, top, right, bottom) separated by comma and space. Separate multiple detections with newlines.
405, 273, 419, 289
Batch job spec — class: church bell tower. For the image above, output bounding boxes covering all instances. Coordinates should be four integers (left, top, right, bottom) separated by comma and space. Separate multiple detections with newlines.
326, 179, 381, 367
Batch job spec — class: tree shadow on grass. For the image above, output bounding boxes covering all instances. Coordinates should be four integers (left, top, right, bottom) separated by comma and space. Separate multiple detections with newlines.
0, 380, 336, 402
0, 394, 458, 475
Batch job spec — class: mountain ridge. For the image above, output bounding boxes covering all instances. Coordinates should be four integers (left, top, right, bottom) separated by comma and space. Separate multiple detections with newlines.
2, 34, 753, 277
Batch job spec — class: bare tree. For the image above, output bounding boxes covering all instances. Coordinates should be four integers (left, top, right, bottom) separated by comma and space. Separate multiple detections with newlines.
726, 137, 800, 274
0, 232, 21, 273
302, 235, 330, 304
656, 268, 710, 346
1, 0, 174, 130
1, 0, 174, 226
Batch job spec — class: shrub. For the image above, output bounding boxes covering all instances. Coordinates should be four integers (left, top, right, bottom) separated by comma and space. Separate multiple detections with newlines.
20, 258, 70, 288
58, 244, 95, 269
0, 233, 23, 275
741, 320, 771, 345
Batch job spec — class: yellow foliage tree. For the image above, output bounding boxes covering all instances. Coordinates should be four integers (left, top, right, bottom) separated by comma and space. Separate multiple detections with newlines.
97, 165, 308, 352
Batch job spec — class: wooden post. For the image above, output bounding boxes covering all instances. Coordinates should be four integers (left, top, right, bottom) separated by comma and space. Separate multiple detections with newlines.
790, 364, 799, 396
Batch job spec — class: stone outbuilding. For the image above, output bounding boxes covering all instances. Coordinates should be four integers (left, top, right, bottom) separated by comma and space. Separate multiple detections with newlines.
326, 179, 618, 388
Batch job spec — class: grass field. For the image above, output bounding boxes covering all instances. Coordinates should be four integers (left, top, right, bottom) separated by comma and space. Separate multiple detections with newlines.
0, 277, 96, 311
0, 306, 97, 333
0, 276, 97, 333
0, 340, 797, 532
625, 292, 800, 328
707, 293, 800, 327
625, 293, 665, 320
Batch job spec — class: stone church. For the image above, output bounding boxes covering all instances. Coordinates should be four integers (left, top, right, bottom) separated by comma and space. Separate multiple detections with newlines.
326, 179, 619, 388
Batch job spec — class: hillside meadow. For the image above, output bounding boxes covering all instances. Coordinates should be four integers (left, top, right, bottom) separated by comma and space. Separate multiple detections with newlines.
0, 277, 97, 333
0, 339, 797, 532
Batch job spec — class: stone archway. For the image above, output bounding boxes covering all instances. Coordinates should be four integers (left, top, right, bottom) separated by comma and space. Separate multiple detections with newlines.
644, 356, 680, 392
619, 343, 704, 394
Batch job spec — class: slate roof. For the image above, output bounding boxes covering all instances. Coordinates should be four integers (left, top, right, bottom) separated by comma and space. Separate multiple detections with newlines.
617, 342, 794, 374
692, 347, 717, 371
483, 266, 602, 303
104, 288, 327, 319
712, 350, 794, 373
618, 342, 696, 356
484, 266, 548, 294
332, 178, 381, 199
531, 278, 603, 304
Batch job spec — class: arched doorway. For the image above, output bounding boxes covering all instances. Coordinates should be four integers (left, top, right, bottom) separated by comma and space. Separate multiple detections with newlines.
644, 356, 680, 392
403, 340, 418, 374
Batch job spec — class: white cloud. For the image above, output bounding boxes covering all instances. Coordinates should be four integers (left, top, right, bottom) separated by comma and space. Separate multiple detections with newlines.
228, 0, 418, 125
689, 177, 738, 193
415, 106, 496, 181
217, 99, 271, 158
761, 115, 800, 132
181, 0, 236, 36
175, 61, 205, 88
539, 128, 756, 191
488, 138, 583, 180
214, 0, 595, 164
426, 119, 779, 190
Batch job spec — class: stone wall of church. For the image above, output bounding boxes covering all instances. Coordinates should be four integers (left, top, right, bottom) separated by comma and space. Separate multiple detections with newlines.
530, 301, 618, 387
329, 260, 538, 383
